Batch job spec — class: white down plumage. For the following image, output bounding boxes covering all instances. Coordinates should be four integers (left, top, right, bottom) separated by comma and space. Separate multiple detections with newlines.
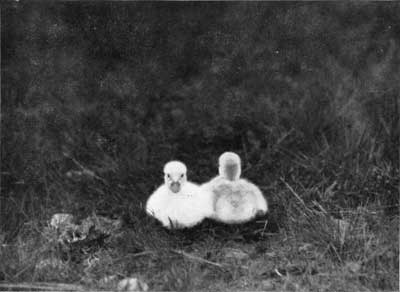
146, 161, 213, 229
202, 152, 268, 224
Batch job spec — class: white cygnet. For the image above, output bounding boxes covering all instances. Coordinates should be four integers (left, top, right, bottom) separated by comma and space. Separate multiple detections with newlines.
146, 161, 212, 229
202, 152, 268, 224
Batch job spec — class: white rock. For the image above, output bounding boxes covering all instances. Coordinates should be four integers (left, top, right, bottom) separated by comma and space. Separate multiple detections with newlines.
261, 279, 275, 290
224, 248, 249, 260
117, 278, 149, 291
345, 261, 361, 273
50, 213, 74, 229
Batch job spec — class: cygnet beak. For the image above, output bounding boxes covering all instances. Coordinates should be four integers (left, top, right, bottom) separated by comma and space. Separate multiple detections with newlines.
170, 181, 181, 193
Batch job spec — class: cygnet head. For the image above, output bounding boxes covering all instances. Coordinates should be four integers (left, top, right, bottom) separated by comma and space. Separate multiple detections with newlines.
218, 152, 241, 181
163, 161, 187, 193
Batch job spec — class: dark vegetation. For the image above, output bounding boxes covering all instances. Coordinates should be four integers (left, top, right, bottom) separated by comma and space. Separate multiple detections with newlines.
1, 2, 399, 291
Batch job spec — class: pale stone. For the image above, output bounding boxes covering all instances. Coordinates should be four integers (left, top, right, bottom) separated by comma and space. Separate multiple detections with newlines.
117, 278, 149, 291
261, 279, 275, 290
50, 213, 74, 229
345, 261, 361, 273
224, 248, 249, 260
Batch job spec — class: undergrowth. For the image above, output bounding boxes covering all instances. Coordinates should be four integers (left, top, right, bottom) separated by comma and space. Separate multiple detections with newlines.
1, 144, 398, 291
1, 2, 399, 291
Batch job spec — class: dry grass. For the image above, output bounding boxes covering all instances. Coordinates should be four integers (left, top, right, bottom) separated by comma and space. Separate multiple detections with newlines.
1, 153, 398, 291
2, 3, 399, 290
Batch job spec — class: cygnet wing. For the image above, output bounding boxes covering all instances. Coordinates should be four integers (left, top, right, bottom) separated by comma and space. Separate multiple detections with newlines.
145, 185, 171, 227
237, 179, 268, 213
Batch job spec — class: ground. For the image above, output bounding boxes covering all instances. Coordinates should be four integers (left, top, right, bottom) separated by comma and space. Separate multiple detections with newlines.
2, 2, 399, 291
1, 177, 398, 291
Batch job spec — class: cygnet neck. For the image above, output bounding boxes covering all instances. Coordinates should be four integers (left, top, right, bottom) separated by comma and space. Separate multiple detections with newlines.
167, 187, 182, 195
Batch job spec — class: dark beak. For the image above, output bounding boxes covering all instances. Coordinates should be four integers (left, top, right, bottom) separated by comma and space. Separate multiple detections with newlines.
170, 182, 181, 193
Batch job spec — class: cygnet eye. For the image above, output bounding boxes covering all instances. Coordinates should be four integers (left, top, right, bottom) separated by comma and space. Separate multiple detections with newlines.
180, 174, 184, 178
167, 174, 171, 179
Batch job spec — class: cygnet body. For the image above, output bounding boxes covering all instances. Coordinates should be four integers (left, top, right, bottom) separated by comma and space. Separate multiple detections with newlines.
202, 152, 268, 224
146, 161, 212, 229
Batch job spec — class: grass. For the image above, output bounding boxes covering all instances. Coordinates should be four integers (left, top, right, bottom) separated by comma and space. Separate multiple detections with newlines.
2, 3, 399, 290
2, 212, 397, 291
1, 145, 398, 291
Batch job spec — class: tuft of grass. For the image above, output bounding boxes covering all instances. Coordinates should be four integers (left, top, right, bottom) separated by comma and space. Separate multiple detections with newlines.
1, 133, 398, 291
